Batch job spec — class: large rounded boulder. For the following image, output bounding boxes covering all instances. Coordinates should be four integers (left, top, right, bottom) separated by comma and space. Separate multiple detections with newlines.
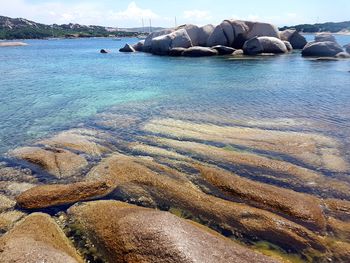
150, 29, 193, 55
246, 21, 280, 40
280, 29, 307, 49
150, 35, 173, 55
143, 29, 175, 52
302, 41, 344, 57
177, 24, 200, 46
197, 24, 215, 46
315, 34, 337, 43
243, 36, 288, 55
170, 29, 193, 49
207, 25, 229, 47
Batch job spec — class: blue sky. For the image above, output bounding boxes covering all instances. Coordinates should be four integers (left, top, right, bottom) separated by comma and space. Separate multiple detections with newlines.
1, 0, 349, 27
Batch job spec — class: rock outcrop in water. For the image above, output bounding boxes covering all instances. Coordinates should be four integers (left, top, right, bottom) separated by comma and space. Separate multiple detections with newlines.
279, 29, 307, 49
119, 20, 350, 59
122, 20, 289, 56
301, 34, 346, 57
243, 36, 288, 55
302, 41, 344, 57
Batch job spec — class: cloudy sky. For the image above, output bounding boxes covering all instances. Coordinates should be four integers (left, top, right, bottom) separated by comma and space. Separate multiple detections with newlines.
1, 0, 349, 27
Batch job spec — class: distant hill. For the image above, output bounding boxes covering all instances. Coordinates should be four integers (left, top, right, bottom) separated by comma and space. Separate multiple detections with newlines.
0, 15, 163, 39
280, 21, 350, 33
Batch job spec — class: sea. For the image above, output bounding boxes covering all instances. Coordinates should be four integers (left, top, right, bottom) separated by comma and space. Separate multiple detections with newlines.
0, 35, 349, 162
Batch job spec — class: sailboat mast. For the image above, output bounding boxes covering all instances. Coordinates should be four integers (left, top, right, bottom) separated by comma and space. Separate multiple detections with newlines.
142, 18, 145, 33
149, 19, 152, 33
175, 16, 177, 28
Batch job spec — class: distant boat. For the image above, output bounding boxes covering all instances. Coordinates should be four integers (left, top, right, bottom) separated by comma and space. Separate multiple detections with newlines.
114, 37, 122, 41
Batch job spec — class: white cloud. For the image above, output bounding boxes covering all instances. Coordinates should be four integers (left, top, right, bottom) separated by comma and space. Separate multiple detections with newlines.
183, 10, 212, 20
113, 2, 159, 20
0, 0, 163, 27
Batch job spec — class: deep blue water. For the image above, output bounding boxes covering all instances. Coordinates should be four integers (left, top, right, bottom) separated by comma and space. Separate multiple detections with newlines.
0, 36, 350, 157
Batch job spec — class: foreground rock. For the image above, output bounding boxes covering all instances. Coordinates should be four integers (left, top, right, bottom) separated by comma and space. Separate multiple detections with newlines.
16, 181, 114, 209
68, 200, 280, 263
182, 46, 218, 57
196, 165, 326, 231
279, 29, 307, 49
0, 42, 27, 47
243, 36, 288, 55
11, 147, 88, 178
302, 41, 344, 57
86, 154, 326, 256
0, 213, 83, 263
119, 43, 135, 52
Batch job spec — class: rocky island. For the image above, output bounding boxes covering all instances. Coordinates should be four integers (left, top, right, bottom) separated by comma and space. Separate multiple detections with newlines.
120, 19, 350, 58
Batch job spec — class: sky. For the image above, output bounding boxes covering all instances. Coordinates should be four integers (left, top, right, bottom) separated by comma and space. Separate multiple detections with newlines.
1, 0, 349, 28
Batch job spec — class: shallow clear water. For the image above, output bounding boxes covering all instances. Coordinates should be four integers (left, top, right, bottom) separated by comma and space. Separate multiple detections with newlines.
0, 36, 350, 158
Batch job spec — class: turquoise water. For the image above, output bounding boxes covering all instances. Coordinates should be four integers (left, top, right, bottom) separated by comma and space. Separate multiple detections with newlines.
0, 36, 350, 157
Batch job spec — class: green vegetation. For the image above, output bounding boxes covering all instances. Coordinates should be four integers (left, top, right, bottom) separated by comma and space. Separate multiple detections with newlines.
0, 15, 139, 39
280, 21, 350, 33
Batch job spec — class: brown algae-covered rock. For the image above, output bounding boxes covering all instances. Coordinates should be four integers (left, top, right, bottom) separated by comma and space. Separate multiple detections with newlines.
16, 181, 115, 209
11, 147, 88, 178
68, 200, 281, 263
0, 213, 83, 263
86, 154, 326, 255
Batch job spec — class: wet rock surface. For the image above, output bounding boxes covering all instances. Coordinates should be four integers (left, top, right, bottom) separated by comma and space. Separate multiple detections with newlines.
68, 200, 281, 263
16, 181, 115, 209
10, 147, 88, 179
1, 113, 349, 262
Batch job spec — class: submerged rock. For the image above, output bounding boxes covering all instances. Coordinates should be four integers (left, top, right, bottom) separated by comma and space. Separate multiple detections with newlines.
119, 44, 135, 52
68, 200, 281, 263
0, 195, 15, 212
182, 46, 218, 57
0, 210, 26, 234
86, 154, 326, 255
302, 41, 344, 57
243, 36, 287, 55
16, 181, 115, 209
99, 49, 109, 54
279, 29, 307, 49
11, 147, 88, 178
0, 42, 27, 47
196, 165, 326, 231
212, 45, 236, 55
0, 213, 83, 263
